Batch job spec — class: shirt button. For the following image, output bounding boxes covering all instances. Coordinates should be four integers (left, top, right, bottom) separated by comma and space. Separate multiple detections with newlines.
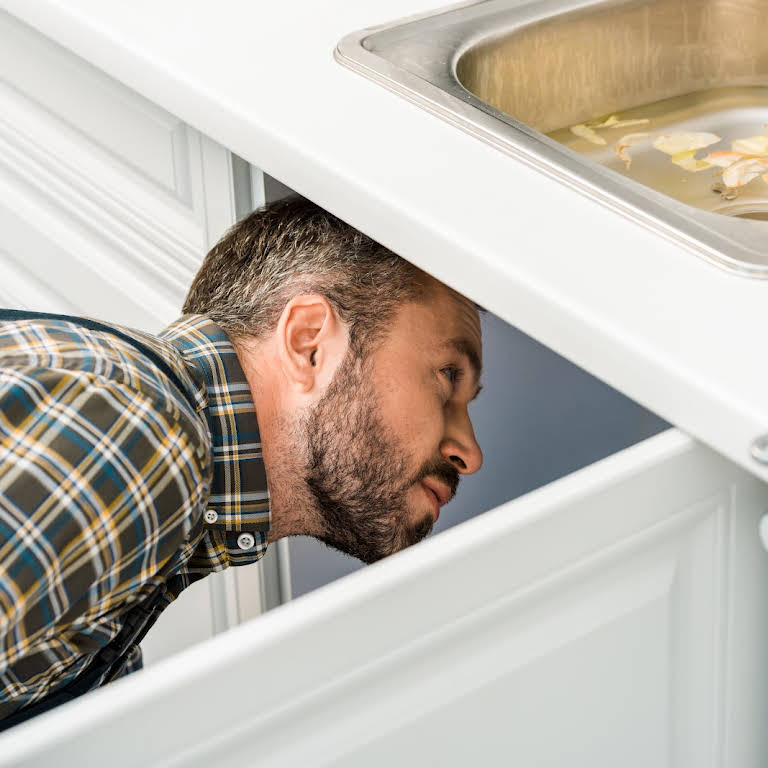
237, 532, 255, 551
203, 509, 218, 524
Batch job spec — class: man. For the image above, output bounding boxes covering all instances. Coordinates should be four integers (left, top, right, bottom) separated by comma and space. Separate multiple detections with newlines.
0, 198, 483, 723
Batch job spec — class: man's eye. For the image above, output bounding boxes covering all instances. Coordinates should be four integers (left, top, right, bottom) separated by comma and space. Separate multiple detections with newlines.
441, 366, 461, 385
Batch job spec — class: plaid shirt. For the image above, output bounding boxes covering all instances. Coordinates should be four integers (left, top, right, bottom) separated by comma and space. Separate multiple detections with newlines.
0, 314, 270, 718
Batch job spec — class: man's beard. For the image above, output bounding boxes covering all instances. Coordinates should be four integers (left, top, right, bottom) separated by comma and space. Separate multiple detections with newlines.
301, 350, 459, 564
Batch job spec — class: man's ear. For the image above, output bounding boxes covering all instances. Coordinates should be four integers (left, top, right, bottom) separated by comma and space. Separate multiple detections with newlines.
276, 294, 347, 393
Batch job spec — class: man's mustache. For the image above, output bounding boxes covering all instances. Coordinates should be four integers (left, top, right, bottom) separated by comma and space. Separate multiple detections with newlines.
413, 458, 460, 501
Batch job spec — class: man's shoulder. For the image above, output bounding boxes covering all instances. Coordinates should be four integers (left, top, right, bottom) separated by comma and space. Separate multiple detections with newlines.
1, 316, 200, 410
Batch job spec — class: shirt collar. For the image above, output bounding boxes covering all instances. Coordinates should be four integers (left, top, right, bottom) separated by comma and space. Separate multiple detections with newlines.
160, 314, 270, 536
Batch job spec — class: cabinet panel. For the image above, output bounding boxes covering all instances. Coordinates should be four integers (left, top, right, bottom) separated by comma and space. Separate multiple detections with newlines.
0, 11, 227, 311
327, 499, 722, 768
0, 203, 176, 329
140, 579, 215, 667
0, 247, 76, 313
0, 12, 190, 202
0, 80, 204, 315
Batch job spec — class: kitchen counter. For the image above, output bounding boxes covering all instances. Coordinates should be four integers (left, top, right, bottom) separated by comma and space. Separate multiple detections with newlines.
2, 0, 767, 481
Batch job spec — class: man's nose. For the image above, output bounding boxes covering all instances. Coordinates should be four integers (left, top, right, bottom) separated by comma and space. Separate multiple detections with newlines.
439, 409, 483, 475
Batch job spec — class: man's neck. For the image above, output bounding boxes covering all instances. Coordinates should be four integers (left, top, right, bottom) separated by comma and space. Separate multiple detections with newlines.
233, 339, 324, 545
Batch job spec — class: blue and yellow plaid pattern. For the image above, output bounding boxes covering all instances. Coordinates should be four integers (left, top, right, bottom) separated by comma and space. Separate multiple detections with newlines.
0, 314, 270, 717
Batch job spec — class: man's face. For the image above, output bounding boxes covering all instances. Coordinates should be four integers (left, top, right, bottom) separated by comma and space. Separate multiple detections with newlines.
301, 283, 483, 564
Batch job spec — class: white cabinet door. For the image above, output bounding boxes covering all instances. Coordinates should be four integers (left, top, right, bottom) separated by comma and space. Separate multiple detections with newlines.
0, 9, 215, 328
0, 11, 265, 665
3, 429, 767, 767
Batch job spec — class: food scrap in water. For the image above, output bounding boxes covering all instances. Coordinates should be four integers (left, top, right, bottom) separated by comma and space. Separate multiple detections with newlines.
731, 136, 768, 156
704, 151, 749, 168
574, 112, 768, 199
703, 131, 768, 196
614, 132, 654, 169
721, 156, 768, 189
669, 149, 711, 172
570, 124, 606, 145
589, 115, 651, 130
652, 132, 721, 156
710, 181, 740, 200
614, 130, 723, 178
570, 114, 650, 145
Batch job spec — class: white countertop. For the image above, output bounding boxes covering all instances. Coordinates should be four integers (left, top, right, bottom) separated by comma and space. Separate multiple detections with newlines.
3, 0, 767, 482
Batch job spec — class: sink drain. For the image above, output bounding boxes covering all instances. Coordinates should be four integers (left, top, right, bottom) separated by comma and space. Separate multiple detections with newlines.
719, 204, 768, 222
732, 210, 768, 221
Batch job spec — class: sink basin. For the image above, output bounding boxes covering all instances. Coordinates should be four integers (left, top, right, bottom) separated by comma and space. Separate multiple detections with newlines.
335, 0, 768, 277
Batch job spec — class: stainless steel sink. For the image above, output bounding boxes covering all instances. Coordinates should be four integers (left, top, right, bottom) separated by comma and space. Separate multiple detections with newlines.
335, 0, 768, 277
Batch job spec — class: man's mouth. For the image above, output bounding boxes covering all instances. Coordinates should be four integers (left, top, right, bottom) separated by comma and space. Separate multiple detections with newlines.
420, 479, 452, 522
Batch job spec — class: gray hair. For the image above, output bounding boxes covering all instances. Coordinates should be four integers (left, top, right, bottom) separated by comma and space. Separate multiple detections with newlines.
182, 198, 431, 355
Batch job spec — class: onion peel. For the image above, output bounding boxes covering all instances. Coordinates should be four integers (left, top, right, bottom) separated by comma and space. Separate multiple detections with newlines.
614, 132, 654, 169
670, 149, 711, 172
722, 156, 768, 189
570, 124, 606, 145
653, 132, 721, 156
731, 136, 768, 156
703, 151, 748, 168
590, 115, 650, 129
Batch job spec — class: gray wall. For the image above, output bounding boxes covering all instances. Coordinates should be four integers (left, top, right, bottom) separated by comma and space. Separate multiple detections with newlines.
287, 309, 669, 597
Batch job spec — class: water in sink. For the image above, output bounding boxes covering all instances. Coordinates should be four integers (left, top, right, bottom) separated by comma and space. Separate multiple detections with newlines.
548, 86, 768, 221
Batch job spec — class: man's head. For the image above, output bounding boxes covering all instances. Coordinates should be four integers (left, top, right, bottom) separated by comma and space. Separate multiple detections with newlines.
183, 198, 483, 563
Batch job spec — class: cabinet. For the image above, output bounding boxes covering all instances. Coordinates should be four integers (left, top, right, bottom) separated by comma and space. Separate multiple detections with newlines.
1, 10, 767, 768
3, 431, 768, 767
0, 11, 269, 666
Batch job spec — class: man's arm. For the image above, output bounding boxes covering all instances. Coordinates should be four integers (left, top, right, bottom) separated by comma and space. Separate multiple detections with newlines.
0, 366, 209, 710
